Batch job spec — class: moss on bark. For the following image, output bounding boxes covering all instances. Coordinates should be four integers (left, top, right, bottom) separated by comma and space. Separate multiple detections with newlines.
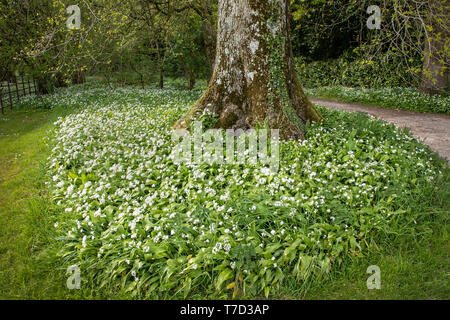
174, 0, 323, 140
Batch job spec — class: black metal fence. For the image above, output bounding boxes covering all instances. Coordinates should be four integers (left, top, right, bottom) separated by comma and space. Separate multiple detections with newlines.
0, 75, 39, 115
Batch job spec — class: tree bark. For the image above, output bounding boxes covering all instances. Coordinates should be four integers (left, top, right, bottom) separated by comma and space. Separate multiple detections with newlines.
155, 41, 164, 89
158, 67, 164, 89
174, 0, 322, 140
420, 38, 448, 95
419, 1, 449, 95
203, 21, 217, 81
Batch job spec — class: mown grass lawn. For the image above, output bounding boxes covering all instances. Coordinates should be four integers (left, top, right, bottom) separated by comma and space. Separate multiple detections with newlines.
0, 109, 68, 299
0, 84, 448, 299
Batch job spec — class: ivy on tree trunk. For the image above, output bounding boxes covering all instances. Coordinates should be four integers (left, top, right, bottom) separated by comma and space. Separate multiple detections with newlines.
174, 0, 323, 140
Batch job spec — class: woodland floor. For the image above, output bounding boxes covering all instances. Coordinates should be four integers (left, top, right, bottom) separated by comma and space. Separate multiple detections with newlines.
310, 98, 450, 163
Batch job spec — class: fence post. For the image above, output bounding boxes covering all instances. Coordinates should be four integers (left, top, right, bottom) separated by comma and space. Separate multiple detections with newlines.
7, 80, 13, 109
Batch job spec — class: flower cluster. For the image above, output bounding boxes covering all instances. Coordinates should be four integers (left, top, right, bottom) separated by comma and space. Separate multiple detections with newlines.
47, 83, 444, 298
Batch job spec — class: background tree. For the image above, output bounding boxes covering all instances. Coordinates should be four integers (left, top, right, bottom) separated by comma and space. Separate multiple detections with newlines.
143, 0, 218, 79
1, 0, 133, 92
166, 7, 210, 89
291, 0, 366, 61
291, 0, 449, 94
419, 0, 449, 94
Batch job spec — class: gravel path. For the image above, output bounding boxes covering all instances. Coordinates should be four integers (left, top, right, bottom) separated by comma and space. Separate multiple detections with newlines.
310, 98, 450, 163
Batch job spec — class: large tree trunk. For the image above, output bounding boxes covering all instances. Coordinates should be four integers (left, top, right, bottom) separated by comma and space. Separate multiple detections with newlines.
419, 0, 449, 95
174, 0, 322, 140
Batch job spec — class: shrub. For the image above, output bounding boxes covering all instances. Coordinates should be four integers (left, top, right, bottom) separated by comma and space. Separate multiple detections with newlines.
296, 53, 422, 89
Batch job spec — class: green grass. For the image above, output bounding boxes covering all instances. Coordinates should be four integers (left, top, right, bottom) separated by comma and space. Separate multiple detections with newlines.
0, 109, 63, 298
299, 174, 450, 300
305, 86, 450, 115
0, 107, 93, 299
0, 84, 448, 299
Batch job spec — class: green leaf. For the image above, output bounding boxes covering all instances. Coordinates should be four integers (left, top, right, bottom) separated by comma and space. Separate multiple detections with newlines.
215, 268, 234, 291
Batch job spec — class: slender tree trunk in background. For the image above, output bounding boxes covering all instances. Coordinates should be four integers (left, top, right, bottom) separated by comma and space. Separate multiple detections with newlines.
174, 0, 323, 140
129, 61, 145, 89
203, 21, 217, 81
420, 38, 448, 94
159, 66, 164, 89
156, 41, 164, 89
179, 57, 196, 90
189, 75, 196, 90
1, 70, 15, 82
419, 0, 449, 95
